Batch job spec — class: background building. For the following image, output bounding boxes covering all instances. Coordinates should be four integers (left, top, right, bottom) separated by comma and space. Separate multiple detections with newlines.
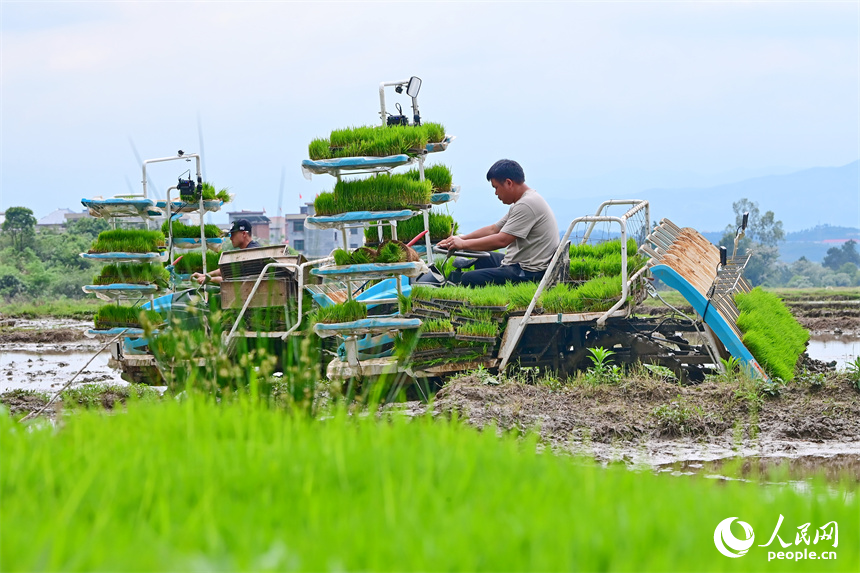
227, 210, 271, 242
283, 202, 363, 258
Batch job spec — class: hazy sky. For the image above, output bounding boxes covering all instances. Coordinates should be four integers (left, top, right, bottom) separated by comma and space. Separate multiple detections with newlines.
1, 1, 857, 231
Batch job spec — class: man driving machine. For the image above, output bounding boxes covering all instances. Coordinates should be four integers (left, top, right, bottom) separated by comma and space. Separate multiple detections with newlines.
191, 219, 260, 285
437, 159, 559, 287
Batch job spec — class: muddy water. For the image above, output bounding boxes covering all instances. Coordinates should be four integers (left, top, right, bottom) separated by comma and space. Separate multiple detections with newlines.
0, 318, 126, 393
0, 342, 125, 394
807, 334, 859, 368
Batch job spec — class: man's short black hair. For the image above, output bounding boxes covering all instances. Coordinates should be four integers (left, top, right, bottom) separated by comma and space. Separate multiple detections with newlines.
486, 159, 525, 184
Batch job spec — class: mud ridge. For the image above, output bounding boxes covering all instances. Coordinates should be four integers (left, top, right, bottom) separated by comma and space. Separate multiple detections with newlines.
432, 376, 860, 458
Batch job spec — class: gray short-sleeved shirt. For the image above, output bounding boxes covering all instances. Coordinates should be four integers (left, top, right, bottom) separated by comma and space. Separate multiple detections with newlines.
495, 189, 560, 272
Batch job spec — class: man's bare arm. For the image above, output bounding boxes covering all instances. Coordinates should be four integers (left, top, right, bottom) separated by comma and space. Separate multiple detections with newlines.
459, 224, 499, 240
439, 231, 516, 252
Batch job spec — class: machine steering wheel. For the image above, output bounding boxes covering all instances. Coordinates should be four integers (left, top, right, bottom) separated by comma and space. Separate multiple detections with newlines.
431, 245, 492, 259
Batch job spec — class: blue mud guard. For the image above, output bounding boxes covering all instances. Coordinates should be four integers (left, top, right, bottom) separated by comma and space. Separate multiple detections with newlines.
650, 264, 769, 380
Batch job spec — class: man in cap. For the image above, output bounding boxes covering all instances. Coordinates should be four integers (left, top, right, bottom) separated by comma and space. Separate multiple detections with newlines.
192, 219, 261, 285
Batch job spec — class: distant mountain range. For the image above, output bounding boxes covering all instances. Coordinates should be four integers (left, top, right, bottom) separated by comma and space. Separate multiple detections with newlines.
540, 160, 858, 234
538, 161, 859, 263
640, 160, 859, 232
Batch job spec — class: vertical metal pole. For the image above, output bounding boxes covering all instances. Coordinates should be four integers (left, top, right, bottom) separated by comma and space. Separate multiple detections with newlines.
200, 195, 207, 276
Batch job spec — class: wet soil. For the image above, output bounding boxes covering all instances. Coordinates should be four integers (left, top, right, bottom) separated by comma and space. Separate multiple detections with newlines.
431, 374, 860, 470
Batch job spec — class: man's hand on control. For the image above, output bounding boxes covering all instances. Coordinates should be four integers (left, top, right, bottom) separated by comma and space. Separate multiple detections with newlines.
438, 235, 466, 250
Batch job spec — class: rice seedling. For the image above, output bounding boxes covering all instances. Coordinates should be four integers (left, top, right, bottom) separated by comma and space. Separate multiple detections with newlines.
171, 251, 221, 274
735, 287, 810, 382
506, 281, 539, 311
539, 283, 583, 314
333, 249, 353, 266
92, 263, 169, 287
456, 321, 499, 338
404, 164, 453, 191
313, 192, 337, 216
313, 174, 432, 216
308, 137, 333, 160
568, 239, 646, 280
350, 247, 376, 264
314, 299, 367, 324
94, 304, 163, 330
3, 398, 856, 572
308, 123, 447, 160
365, 211, 457, 244
89, 229, 166, 254
200, 182, 231, 202
573, 274, 624, 312
420, 318, 454, 334
374, 240, 405, 264
161, 220, 223, 239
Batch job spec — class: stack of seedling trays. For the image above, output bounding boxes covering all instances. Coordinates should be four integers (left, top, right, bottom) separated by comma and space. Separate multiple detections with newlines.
301, 123, 458, 368
79, 215, 168, 336
163, 220, 225, 285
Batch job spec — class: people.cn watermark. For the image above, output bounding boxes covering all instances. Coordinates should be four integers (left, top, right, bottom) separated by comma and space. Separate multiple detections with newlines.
714, 515, 838, 562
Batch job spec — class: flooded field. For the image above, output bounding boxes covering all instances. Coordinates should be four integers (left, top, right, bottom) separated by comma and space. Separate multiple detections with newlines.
0, 319, 126, 394
808, 333, 859, 368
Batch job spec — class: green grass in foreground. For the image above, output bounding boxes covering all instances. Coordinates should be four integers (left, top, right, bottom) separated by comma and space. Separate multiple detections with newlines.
1, 398, 856, 572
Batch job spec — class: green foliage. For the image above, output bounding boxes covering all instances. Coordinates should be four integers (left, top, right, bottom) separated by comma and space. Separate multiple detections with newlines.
734, 287, 809, 382
1, 207, 36, 250
365, 211, 458, 244
308, 123, 447, 160
845, 357, 860, 391
403, 164, 453, 191
584, 347, 622, 385
161, 220, 223, 239
93, 304, 163, 330
61, 384, 160, 410
5, 399, 855, 572
199, 182, 231, 202
331, 241, 410, 265
719, 198, 784, 286
456, 321, 499, 338
823, 240, 860, 271
314, 300, 367, 324
93, 263, 169, 287
0, 298, 100, 319
89, 229, 165, 254
171, 251, 220, 274
568, 238, 645, 281
652, 395, 707, 437
314, 173, 432, 216
419, 318, 454, 334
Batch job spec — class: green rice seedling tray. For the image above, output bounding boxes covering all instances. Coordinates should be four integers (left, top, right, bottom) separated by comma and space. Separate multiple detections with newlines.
306, 210, 417, 229
81, 252, 166, 263
310, 262, 426, 281
301, 155, 413, 178
87, 327, 146, 336
410, 307, 450, 319
82, 284, 160, 301
155, 199, 224, 214
454, 335, 497, 344
431, 188, 460, 205
81, 197, 162, 219
424, 136, 454, 154
313, 317, 422, 339
171, 238, 225, 252
418, 331, 456, 339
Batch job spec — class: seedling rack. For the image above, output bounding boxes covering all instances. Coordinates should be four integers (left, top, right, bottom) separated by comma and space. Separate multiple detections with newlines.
302, 77, 460, 370
79, 151, 225, 383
